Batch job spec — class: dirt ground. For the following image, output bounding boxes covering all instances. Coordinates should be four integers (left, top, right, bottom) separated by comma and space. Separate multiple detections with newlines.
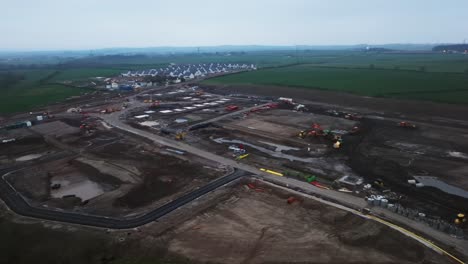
0, 178, 459, 264
3, 117, 225, 217
204, 84, 468, 122
159, 181, 448, 264
200, 84, 468, 222
0, 132, 58, 165
345, 118, 468, 220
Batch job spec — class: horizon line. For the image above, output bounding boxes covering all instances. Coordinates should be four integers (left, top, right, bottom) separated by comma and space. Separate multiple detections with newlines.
0, 42, 462, 53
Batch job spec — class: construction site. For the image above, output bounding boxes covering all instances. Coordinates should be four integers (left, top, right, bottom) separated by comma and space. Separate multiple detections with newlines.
1, 81, 468, 263
0, 114, 225, 217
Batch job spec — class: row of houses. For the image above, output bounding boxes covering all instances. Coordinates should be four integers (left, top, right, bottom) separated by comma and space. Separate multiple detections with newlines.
121, 63, 257, 80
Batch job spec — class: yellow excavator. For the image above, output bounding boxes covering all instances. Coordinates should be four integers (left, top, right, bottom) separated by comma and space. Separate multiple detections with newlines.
455, 213, 466, 227
298, 130, 307, 139
175, 132, 187, 140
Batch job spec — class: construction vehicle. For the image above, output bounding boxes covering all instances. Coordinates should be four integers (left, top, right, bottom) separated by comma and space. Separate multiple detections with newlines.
333, 141, 341, 149
229, 145, 246, 154
236, 153, 249, 160
278, 97, 294, 104
344, 113, 361, 120
298, 130, 307, 139
294, 104, 307, 111
310, 123, 325, 137
298, 123, 345, 149
225, 105, 239, 111
305, 175, 317, 183
350, 126, 360, 134
454, 213, 466, 227
67, 107, 82, 113
150, 101, 160, 108
287, 196, 302, 204
398, 121, 417, 129
175, 132, 186, 140
102, 107, 119, 114
373, 178, 385, 188
259, 168, 283, 177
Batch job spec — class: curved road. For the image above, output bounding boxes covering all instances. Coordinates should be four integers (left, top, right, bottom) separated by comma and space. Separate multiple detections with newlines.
0, 165, 245, 229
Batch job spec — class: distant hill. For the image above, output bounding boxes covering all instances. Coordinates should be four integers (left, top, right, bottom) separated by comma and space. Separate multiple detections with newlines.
1, 44, 436, 57
433, 44, 468, 52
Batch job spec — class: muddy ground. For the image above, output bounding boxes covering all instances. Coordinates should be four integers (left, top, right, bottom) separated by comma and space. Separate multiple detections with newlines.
3, 117, 225, 217
345, 118, 468, 220
0, 129, 59, 165
200, 84, 468, 221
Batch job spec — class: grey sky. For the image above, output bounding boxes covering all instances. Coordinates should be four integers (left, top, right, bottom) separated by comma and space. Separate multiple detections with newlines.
1, 0, 467, 50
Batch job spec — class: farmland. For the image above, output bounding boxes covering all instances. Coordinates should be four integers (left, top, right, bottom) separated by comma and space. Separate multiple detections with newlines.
0, 70, 91, 113
1, 51, 468, 114
49, 68, 123, 81
204, 63, 468, 104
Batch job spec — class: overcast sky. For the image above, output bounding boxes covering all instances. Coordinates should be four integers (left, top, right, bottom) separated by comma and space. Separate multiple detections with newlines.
1, 0, 467, 50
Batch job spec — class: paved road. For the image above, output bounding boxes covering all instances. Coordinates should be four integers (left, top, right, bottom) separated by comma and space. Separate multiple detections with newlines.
0, 165, 246, 229
100, 110, 265, 176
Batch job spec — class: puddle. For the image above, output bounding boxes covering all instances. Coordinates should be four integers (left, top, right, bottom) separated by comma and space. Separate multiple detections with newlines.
213, 137, 319, 162
51, 178, 105, 201
258, 141, 300, 152
15, 153, 44, 161
389, 141, 441, 155
413, 176, 468, 199
447, 151, 468, 159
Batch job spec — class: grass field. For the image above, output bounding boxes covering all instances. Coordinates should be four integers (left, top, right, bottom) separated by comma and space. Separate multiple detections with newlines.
301, 53, 468, 73
203, 64, 468, 104
0, 70, 91, 113
1, 51, 467, 114
57, 52, 468, 72
50, 68, 123, 81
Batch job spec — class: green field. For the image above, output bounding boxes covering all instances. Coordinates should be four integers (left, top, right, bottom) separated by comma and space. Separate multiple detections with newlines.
0, 70, 91, 113
203, 64, 468, 104
298, 53, 468, 73
1, 51, 468, 114
60, 52, 468, 72
50, 68, 123, 81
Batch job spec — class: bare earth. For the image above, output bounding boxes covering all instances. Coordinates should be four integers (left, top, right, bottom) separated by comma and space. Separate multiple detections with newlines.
164, 183, 447, 264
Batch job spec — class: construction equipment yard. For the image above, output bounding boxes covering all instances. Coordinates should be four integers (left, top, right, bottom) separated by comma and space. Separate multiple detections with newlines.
1, 82, 468, 263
